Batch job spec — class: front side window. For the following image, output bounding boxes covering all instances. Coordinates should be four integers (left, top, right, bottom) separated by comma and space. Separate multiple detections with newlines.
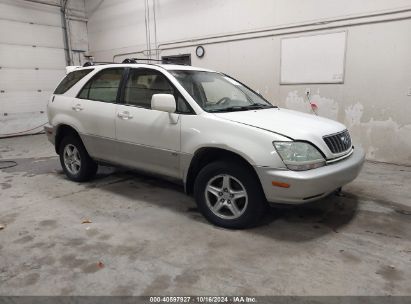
124, 69, 192, 113
78, 68, 124, 103
169, 70, 273, 112
124, 69, 174, 108
54, 69, 93, 94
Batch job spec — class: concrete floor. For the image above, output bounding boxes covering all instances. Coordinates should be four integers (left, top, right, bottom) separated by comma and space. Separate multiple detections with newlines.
0, 134, 410, 296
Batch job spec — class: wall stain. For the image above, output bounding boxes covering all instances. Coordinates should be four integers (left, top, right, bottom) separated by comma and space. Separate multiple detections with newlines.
285, 90, 339, 120
284, 91, 411, 165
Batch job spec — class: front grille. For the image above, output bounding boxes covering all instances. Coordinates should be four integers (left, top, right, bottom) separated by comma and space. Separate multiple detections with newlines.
323, 130, 352, 154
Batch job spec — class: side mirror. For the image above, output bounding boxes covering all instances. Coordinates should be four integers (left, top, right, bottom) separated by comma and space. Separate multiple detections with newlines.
151, 94, 176, 113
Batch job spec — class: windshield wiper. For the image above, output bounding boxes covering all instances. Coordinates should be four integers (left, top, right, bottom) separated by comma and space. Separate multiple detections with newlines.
208, 104, 274, 113
244, 104, 275, 109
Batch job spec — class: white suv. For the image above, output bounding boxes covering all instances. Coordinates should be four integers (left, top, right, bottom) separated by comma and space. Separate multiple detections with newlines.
45, 62, 365, 228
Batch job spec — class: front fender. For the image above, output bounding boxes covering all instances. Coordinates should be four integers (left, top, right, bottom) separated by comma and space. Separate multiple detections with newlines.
180, 113, 288, 168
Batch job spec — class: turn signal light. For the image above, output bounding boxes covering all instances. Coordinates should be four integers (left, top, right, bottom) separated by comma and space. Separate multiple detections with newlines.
271, 181, 290, 188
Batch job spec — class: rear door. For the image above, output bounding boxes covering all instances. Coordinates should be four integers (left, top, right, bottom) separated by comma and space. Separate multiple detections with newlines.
114, 68, 184, 178
73, 67, 125, 162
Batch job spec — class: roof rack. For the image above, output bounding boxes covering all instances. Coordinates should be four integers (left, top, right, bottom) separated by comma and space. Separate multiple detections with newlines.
123, 58, 186, 65
81, 57, 187, 67
122, 58, 168, 64
82, 61, 114, 67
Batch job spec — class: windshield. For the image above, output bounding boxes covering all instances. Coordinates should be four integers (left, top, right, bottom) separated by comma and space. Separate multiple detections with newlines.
169, 70, 274, 112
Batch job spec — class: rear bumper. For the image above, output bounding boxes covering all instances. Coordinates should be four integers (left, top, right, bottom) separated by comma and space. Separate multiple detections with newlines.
255, 147, 365, 204
44, 124, 55, 146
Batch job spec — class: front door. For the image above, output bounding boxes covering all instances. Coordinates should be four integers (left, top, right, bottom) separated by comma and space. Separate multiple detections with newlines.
115, 68, 181, 178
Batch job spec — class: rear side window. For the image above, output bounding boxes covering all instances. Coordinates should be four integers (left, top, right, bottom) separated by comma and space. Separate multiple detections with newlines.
54, 69, 93, 94
78, 68, 124, 103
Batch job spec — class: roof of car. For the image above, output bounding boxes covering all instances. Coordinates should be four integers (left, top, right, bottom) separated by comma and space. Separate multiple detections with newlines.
67, 63, 215, 74
157, 64, 214, 71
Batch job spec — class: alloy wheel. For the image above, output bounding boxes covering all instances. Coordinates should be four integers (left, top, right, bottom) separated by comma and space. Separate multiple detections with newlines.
205, 174, 248, 220
63, 144, 81, 175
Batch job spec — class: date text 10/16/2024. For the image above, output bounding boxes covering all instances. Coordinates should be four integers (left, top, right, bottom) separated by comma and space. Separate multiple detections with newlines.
149, 296, 257, 303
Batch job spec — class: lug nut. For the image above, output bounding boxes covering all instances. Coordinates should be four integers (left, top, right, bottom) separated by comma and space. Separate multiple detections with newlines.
230, 194, 234, 198
223, 188, 228, 192
227, 200, 231, 204
219, 192, 223, 196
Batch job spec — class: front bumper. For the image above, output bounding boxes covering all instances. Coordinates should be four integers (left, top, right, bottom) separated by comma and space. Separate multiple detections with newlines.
44, 124, 55, 146
255, 147, 365, 204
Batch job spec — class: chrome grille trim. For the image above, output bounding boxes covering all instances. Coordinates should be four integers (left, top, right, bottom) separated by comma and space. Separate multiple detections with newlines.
326, 147, 354, 164
323, 130, 352, 154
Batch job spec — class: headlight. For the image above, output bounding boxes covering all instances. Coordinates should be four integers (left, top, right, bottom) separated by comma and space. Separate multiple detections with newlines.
273, 141, 325, 171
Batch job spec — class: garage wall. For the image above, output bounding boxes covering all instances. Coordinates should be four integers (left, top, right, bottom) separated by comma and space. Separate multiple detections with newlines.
85, 0, 411, 165
0, 0, 88, 136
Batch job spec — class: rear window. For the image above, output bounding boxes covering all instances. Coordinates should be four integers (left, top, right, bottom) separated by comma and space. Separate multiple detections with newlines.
54, 69, 93, 94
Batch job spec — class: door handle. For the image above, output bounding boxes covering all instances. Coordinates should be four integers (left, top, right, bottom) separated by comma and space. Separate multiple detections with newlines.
72, 104, 83, 111
117, 111, 133, 119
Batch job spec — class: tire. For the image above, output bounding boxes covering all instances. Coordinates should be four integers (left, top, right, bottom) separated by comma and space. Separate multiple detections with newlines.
59, 135, 97, 182
194, 160, 267, 229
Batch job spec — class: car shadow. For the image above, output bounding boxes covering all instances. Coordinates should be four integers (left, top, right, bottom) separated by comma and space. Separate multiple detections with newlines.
83, 165, 359, 242
4, 155, 359, 242
249, 193, 359, 241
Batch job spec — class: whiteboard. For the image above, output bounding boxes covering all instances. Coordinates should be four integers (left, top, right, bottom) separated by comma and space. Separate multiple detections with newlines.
280, 31, 347, 84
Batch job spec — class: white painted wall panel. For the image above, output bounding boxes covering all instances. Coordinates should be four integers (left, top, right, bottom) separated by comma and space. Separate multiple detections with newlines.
0, 20, 64, 48
0, 112, 47, 136
0, 91, 52, 114
86, 1, 145, 53
0, 0, 69, 135
69, 20, 88, 51
0, 0, 61, 26
86, 0, 411, 50
0, 69, 65, 91
0, 44, 66, 69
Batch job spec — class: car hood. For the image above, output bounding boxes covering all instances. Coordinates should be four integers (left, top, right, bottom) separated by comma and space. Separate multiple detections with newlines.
213, 107, 348, 158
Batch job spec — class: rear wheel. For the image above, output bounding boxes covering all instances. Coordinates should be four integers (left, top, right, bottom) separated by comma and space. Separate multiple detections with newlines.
194, 161, 267, 229
59, 135, 97, 182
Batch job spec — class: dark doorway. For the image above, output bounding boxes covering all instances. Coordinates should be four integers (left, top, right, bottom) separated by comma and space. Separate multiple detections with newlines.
161, 54, 191, 65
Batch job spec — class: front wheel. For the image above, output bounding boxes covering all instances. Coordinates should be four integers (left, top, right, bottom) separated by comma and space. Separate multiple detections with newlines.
194, 161, 267, 229
59, 135, 97, 182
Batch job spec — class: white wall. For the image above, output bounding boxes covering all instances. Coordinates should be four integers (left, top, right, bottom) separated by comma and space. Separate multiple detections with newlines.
0, 0, 88, 136
85, 0, 411, 165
